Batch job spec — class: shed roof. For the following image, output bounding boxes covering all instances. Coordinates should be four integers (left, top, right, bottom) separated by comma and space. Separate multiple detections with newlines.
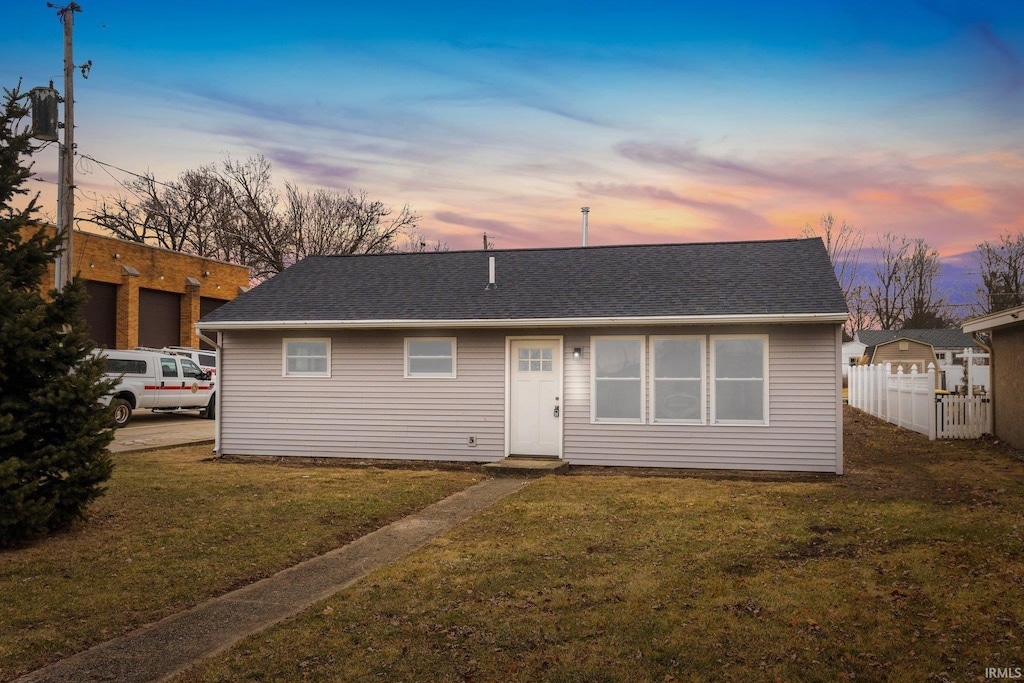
199, 238, 848, 329
856, 329, 979, 350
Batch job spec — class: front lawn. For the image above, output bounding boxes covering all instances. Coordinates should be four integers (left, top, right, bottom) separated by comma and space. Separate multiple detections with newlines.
180, 408, 1024, 682
0, 447, 482, 681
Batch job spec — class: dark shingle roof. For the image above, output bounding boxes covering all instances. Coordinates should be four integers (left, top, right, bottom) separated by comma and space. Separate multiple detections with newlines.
856, 329, 980, 350
200, 238, 848, 325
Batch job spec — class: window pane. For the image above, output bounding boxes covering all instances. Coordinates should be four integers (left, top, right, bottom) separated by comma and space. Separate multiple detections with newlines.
595, 339, 642, 379
530, 360, 541, 371
181, 359, 203, 378
198, 354, 216, 367
409, 357, 453, 375
654, 339, 701, 378
542, 348, 552, 360
716, 379, 764, 421
161, 359, 178, 377
595, 379, 642, 420
518, 349, 529, 361
107, 359, 147, 374
288, 356, 328, 374
715, 339, 764, 379
541, 360, 552, 372
530, 349, 541, 360
408, 340, 452, 357
518, 360, 529, 371
655, 379, 701, 421
288, 341, 328, 358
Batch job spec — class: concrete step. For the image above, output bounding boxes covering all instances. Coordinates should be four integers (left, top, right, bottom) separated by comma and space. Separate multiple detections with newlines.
482, 457, 569, 476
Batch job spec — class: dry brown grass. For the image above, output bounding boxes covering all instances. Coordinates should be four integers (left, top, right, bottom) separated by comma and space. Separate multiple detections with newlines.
179, 408, 1024, 682
0, 446, 482, 681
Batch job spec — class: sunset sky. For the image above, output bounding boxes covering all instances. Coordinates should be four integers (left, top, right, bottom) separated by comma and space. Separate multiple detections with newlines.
4, 1, 1023, 272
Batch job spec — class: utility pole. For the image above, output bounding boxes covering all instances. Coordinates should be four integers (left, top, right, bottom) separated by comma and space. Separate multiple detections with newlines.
53, 2, 82, 290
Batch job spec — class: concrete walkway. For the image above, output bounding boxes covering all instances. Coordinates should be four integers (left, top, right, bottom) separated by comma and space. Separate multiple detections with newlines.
16, 477, 529, 683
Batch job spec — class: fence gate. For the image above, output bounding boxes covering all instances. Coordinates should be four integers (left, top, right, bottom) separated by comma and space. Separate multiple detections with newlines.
935, 395, 992, 440
848, 362, 993, 441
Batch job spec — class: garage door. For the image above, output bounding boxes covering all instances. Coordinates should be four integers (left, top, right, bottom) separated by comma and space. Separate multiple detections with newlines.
83, 280, 117, 348
199, 297, 229, 350
139, 289, 181, 348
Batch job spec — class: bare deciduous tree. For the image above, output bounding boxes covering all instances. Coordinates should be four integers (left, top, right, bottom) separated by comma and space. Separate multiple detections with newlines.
975, 230, 1024, 314
867, 232, 912, 330
865, 233, 947, 329
83, 155, 424, 280
901, 239, 948, 328
801, 213, 863, 338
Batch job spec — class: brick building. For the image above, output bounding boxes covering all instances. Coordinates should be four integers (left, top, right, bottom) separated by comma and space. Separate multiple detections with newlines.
27, 224, 250, 350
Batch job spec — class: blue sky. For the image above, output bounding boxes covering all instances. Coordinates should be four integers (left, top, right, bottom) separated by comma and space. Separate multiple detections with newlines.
4, 0, 1023, 264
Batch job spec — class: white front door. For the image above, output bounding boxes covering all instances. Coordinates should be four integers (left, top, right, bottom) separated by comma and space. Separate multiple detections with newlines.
510, 339, 561, 457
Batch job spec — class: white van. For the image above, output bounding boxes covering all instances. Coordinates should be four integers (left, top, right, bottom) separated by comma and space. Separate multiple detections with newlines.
97, 349, 216, 427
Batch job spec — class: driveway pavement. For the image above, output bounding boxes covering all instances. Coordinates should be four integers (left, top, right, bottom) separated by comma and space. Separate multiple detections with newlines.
109, 410, 215, 453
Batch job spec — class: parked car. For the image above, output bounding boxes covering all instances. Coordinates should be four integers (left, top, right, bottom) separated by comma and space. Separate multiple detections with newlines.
137, 346, 217, 379
97, 349, 216, 427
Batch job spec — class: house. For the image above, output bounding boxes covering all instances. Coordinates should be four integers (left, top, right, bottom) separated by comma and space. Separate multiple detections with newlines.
856, 329, 983, 391
963, 305, 1024, 450
24, 224, 250, 349
841, 340, 866, 375
196, 238, 849, 473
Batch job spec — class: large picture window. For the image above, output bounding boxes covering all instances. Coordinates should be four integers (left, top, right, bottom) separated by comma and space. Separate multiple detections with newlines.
592, 337, 644, 423
711, 336, 768, 424
405, 338, 456, 378
283, 338, 331, 377
651, 336, 705, 423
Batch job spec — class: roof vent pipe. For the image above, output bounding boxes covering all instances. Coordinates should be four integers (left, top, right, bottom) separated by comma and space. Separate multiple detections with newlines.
487, 255, 496, 290
581, 207, 590, 246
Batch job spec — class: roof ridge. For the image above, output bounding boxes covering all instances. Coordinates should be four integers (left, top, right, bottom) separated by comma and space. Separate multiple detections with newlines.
305, 237, 819, 260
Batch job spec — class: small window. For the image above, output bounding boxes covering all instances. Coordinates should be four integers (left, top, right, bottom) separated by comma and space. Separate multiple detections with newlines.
160, 358, 179, 378
711, 336, 768, 425
105, 358, 147, 375
592, 337, 644, 423
198, 353, 216, 367
651, 336, 704, 424
181, 358, 204, 379
283, 338, 331, 377
405, 338, 456, 378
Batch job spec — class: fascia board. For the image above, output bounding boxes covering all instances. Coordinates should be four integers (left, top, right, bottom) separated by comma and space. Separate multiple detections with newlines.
962, 306, 1024, 333
197, 312, 850, 331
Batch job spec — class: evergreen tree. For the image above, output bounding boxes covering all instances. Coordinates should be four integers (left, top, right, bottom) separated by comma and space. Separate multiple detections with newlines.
0, 83, 115, 547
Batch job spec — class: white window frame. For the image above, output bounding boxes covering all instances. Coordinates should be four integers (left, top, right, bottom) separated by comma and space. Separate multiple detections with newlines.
649, 335, 706, 425
282, 337, 331, 378
710, 334, 769, 426
404, 337, 457, 379
590, 335, 646, 424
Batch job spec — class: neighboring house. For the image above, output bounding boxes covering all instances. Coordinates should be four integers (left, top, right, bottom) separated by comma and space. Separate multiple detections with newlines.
963, 305, 1024, 450
841, 340, 866, 375
197, 238, 849, 473
24, 224, 250, 350
865, 337, 941, 390
856, 329, 983, 391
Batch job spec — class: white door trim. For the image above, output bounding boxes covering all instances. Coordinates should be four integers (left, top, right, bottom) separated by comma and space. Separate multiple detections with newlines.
504, 335, 564, 459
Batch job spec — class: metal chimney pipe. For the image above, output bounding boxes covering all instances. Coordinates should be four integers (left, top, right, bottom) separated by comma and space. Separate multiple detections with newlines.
581, 207, 590, 246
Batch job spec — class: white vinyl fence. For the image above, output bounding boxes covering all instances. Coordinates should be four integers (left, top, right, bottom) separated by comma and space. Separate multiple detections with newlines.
848, 362, 992, 440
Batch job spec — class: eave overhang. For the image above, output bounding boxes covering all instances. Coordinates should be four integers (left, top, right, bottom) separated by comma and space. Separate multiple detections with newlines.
198, 311, 849, 332
962, 305, 1024, 333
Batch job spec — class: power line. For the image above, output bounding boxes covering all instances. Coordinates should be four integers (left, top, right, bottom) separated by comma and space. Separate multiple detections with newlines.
75, 152, 176, 189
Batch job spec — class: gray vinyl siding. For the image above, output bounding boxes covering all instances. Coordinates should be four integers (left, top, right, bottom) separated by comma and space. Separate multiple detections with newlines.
219, 329, 506, 462
219, 323, 842, 473
562, 324, 841, 473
